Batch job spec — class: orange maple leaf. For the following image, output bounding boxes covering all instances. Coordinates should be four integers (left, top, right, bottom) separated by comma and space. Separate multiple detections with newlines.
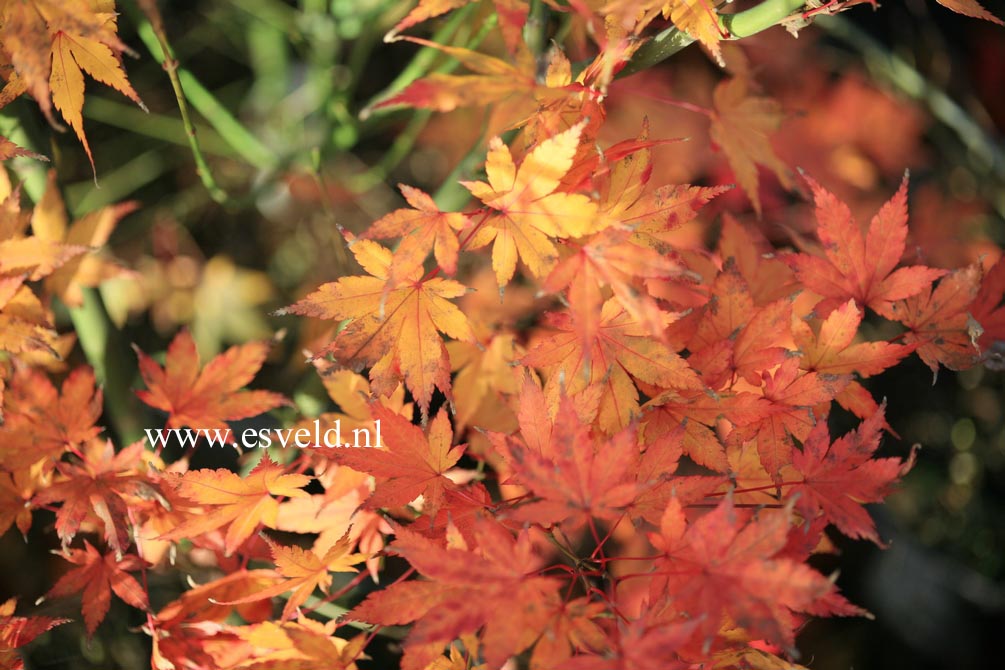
794, 299, 912, 378
969, 255, 1005, 366
1, 186, 86, 289
279, 239, 474, 419
221, 534, 366, 621
30, 170, 137, 306
685, 263, 794, 389
790, 175, 946, 318
0, 365, 103, 471
134, 329, 289, 437
0, 135, 46, 162
935, 0, 1003, 24
884, 265, 982, 374
154, 569, 279, 629
545, 226, 689, 348
370, 35, 592, 139
362, 184, 469, 286
522, 298, 702, 433
229, 619, 367, 670
387, 0, 529, 54
710, 74, 793, 217
667, 0, 726, 66
43, 541, 149, 635
728, 358, 848, 479
160, 455, 312, 556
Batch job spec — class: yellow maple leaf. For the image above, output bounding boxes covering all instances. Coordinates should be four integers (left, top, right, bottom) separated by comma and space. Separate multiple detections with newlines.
0, 0, 145, 171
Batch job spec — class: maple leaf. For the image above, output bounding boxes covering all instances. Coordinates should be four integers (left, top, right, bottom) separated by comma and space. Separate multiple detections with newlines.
0, 188, 86, 284
648, 497, 833, 650
489, 379, 641, 528
794, 299, 912, 378
544, 226, 688, 347
521, 298, 702, 433
387, 0, 529, 54
0, 598, 69, 670
642, 387, 770, 472
222, 534, 366, 621
668, 0, 725, 66
30, 169, 137, 306
0, 277, 60, 356
387, 0, 473, 40
559, 605, 698, 670
350, 517, 562, 670
278, 239, 473, 419
0, 365, 102, 471
228, 619, 367, 670
160, 455, 312, 556
324, 404, 464, 518
362, 184, 468, 286
155, 569, 280, 629
717, 215, 798, 304
463, 123, 602, 287
934, 0, 1003, 24
969, 255, 1005, 367
710, 74, 793, 217
0, 471, 34, 537
370, 36, 591, 136
0, 135, 46, 161
788, 407, 916, 544
43, 541, 149, 635
686, 263, 794, 389
883, 265, 983, 375
728, 358, 847, 479
134, 329, 289, 437
33, 439, 161, 557
0, 0, 146, 171
527, 596, 607, 670
448, 330, 523, 433
789, 174, 946, 318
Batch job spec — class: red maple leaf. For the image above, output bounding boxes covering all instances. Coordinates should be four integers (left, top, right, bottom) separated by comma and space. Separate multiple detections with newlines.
327, 404, 464, 519
790, 174, 945, 318
350, 517, 561, 670
0, 598, 69, 670
970, 255, 1005, 368
489, 379, 641, 529
648, 497, 832, 651
33, 439, 162, 557
43, 541, 149, 636
788, 407, 916, 544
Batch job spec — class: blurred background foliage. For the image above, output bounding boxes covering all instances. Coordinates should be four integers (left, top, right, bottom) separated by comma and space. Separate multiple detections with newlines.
1, 0, 1003, 668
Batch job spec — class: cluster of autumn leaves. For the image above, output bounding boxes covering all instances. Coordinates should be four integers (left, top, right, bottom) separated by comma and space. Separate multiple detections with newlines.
3, 1, 1005, 670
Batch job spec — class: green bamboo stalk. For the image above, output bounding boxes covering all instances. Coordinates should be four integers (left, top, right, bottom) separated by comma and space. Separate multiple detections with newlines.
68, 289, 144, 444
84, 96, 234, 156
619, 0, 808, 78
